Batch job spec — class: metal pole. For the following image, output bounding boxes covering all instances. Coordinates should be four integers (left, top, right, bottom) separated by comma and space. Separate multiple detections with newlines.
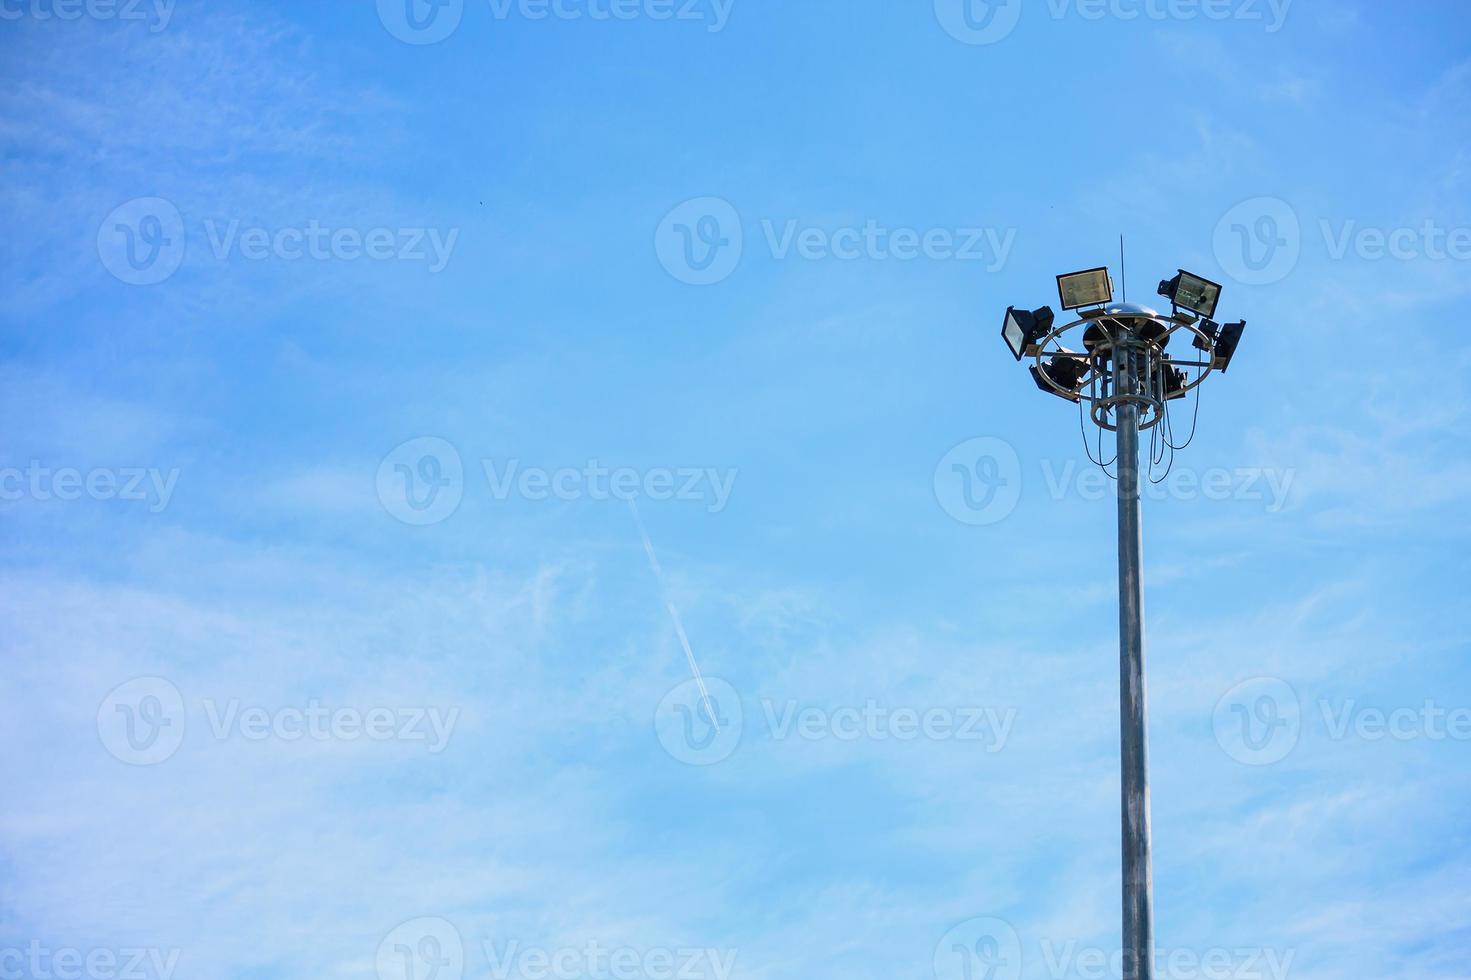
1115, 337, 1154, 980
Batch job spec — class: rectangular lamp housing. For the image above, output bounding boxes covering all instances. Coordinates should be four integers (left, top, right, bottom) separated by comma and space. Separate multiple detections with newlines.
1162, 269, 1223, 319
1056, 267, 1114, 311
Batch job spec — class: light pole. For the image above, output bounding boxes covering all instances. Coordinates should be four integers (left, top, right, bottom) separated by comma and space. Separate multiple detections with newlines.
1114, 324, 1152, 980
1001, 266, 1246, 980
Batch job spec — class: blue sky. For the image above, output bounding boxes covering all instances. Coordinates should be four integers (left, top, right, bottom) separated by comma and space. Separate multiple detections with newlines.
2, 1, 1471, 978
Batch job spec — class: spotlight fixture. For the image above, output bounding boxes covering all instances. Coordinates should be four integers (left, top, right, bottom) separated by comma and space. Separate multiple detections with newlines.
1057, 267, 1114, 311
1002, 305, 1056, 361
1212, 320, 1245, 373
1030, 348, 1088, 402
1193, 319, 1220, 352
1158, 270, 1223, 320
1160, 358, 1188, 400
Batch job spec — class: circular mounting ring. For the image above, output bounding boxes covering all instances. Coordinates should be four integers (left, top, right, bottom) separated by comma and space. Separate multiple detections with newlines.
1031, 307, 1216, 422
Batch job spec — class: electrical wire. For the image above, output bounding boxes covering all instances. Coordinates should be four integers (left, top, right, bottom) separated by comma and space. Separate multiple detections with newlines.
1074, 319, 1207, 485
1149, 384, 1178, 484
1079, 355, 1118, 475
1163, 365, 1203, 452
1080, 393, 1104, 466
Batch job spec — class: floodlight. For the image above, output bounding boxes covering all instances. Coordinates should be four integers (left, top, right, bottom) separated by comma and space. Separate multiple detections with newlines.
1002, 305, 1055, 361
1160, 358, 1188, 400
1030, 349, 1088, 402
1158, 270, 1223, 320
1212, 320, 1245, 372
1057, 267, 1114, 310
1193, 319, 1219, 352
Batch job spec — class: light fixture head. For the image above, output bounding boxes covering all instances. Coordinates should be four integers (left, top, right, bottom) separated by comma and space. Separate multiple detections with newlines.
1030, 348, 1088, 402
1160, 357, 1189, 400
1193, 318, 1219, 352
1056, 267, 1114, 311
1002, 305, 1055, 361
1213, 320, 1245, 372
1158, 269, 1223, 320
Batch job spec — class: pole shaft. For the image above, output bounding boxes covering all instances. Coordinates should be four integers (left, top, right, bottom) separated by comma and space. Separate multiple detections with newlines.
1115, 342, 1154, 980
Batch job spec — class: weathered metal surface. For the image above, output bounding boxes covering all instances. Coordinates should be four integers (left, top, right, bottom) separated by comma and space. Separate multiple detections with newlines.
1115, 339, 1155, 980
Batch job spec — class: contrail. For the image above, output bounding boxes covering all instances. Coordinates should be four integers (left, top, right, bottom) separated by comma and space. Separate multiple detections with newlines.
629, 498, 718, 731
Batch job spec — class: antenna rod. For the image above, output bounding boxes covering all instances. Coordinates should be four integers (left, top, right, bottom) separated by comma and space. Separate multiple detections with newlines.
1120, 235, 1127, 303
